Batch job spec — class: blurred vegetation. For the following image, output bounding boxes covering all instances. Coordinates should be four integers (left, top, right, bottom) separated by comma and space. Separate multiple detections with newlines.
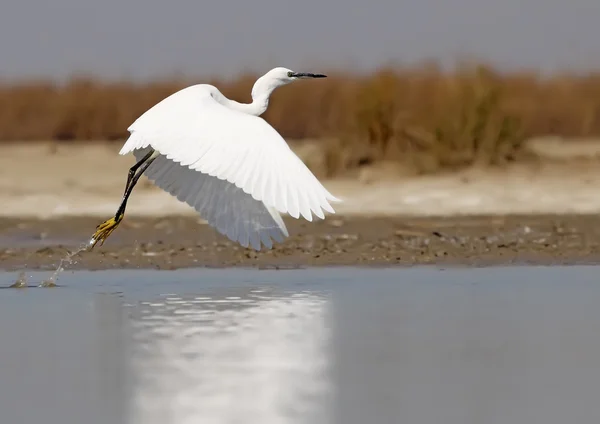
2, 62, 600, 176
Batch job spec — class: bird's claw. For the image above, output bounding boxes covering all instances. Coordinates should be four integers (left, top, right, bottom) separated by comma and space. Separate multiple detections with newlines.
89, 215, 123, 249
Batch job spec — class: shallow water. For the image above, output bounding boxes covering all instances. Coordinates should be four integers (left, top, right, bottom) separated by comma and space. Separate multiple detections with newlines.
1, 266, 600, 423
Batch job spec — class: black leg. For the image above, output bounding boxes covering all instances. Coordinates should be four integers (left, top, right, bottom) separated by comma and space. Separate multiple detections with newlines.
89, 149, 158, 249
115, 154, 156, 219
124, 149, 155, 196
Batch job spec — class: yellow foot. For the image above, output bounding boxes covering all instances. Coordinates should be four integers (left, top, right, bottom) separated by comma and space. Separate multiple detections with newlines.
89, 215, 123, 249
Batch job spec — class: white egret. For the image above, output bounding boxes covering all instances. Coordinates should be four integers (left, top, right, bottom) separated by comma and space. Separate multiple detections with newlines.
89, 67, 341, 251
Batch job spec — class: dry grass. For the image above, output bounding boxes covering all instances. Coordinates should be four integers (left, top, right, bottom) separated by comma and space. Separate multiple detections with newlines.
2, 62, 600, 176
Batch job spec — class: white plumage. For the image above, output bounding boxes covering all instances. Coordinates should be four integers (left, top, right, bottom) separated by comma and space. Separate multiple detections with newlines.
109, 67, 340, 251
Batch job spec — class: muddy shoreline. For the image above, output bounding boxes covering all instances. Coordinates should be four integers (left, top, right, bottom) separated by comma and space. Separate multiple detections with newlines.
1, 214, 599, 271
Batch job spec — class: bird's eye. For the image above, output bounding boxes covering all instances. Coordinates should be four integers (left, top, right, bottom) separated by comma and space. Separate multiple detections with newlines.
287, 71, 293, 77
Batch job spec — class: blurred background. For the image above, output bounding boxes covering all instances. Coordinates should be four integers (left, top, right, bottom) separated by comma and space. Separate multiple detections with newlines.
4, 4, 600, 423
3, 0, 600, 218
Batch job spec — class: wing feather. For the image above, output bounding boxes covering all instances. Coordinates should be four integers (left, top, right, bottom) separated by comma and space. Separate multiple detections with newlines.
120, 84, 340, 222
134, 148, 288, 250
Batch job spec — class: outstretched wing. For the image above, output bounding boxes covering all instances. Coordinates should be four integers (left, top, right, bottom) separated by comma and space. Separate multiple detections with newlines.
133, 147, 288, 251
120, 84, 340, 250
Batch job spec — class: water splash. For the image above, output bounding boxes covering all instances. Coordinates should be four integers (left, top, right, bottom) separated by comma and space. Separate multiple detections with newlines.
9, 271, 28, 289
38, 239, 93, 288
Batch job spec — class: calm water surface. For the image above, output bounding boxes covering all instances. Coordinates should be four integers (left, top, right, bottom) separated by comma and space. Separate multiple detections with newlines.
1, 266, 600, 424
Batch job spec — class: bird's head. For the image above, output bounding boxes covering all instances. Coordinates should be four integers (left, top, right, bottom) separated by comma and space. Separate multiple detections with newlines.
251, 67, 327, 99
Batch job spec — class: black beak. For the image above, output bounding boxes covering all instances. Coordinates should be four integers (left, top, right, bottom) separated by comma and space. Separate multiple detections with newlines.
291, 72, 327, 79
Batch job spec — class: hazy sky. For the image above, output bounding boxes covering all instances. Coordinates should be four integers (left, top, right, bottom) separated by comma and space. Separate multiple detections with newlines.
2, 0, 600, 81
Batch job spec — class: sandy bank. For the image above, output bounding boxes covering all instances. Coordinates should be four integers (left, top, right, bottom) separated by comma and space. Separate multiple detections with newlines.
4, 141, 600, 219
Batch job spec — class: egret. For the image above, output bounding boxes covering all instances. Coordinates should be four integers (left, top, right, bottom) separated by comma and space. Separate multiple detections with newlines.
89, 67, 341, 251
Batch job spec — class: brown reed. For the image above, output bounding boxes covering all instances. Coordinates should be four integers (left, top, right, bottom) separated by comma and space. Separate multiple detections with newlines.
2, 62, 600, 175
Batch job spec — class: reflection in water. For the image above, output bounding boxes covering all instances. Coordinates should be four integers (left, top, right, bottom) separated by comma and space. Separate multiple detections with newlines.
5, 267, 600, 424
124, 289, 332, 424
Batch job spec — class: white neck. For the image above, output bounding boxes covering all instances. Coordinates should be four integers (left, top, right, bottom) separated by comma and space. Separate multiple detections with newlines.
217, 72, 288, 116
221, 94, 269, 116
